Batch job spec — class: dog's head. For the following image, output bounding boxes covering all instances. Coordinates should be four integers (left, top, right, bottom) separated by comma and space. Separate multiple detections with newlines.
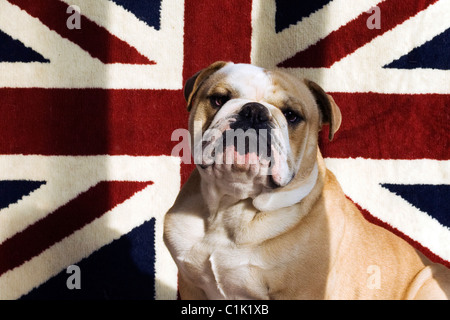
185, 61, 341, 210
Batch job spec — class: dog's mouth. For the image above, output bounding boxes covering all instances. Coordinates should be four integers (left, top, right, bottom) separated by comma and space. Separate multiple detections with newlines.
198, 124, 287, 187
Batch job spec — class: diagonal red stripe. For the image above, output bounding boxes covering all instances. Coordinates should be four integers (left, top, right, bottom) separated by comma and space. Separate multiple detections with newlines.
279, 0, 439, 68
0, 180, 153, 276
7, 0, 154, 65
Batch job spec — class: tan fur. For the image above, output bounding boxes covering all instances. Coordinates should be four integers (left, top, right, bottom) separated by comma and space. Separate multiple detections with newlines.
164, 62, 450, 300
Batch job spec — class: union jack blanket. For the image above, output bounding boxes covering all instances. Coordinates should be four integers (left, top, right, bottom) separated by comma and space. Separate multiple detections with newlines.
0, 0, 448, 299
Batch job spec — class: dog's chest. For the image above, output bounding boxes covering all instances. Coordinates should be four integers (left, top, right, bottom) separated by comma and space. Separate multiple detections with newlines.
178, 219, 268, 299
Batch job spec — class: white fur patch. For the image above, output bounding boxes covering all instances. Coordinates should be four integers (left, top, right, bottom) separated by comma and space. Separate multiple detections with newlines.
219, 63, 273, 101
253, 163, 319, 212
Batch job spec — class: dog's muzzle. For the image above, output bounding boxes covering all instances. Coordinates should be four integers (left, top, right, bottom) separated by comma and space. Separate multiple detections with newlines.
231, 102, 271, 131
197, 101, 290, 189
228, 102, 273, 159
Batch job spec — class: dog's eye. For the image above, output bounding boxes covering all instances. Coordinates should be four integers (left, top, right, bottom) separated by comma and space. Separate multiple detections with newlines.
283, 109, 303, 124
209, 94, 230, 109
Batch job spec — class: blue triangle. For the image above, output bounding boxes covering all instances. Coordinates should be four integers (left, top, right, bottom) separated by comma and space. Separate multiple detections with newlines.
275, 0, 332, 33
0, 180, 46, 211
0, 30, 49, 63
384, 28, 450, 70
109, 0, 162, 30
21, 218, 156, 299
381, 184, 450, 228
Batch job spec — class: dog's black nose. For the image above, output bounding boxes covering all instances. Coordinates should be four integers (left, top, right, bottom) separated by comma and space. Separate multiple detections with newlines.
238, 102, 270, 126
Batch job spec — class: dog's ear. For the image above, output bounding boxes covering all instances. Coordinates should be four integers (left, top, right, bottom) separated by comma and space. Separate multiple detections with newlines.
184, 61, 229, 112
304, 80, 342, 141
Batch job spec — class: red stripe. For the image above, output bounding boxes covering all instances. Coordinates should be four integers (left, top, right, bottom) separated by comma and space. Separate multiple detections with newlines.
352, 199, 450, 269
0, 88, 187, 156
319, 93, 450, 160
182, 0, 252, 80
1, 90, 447, 160
7, 0, 154, 65
0, 181, 152, 276
180, 0, 252, 184
279, 0, 439, 68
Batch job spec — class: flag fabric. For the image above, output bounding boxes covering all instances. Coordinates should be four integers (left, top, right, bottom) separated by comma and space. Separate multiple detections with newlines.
0, 0, 448, 300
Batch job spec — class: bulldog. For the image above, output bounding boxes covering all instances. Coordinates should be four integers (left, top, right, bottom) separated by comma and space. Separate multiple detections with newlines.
163, 61, 450, 299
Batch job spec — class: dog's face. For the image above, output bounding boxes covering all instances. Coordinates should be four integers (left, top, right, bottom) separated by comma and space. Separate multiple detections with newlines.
185, 62, 341, 204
